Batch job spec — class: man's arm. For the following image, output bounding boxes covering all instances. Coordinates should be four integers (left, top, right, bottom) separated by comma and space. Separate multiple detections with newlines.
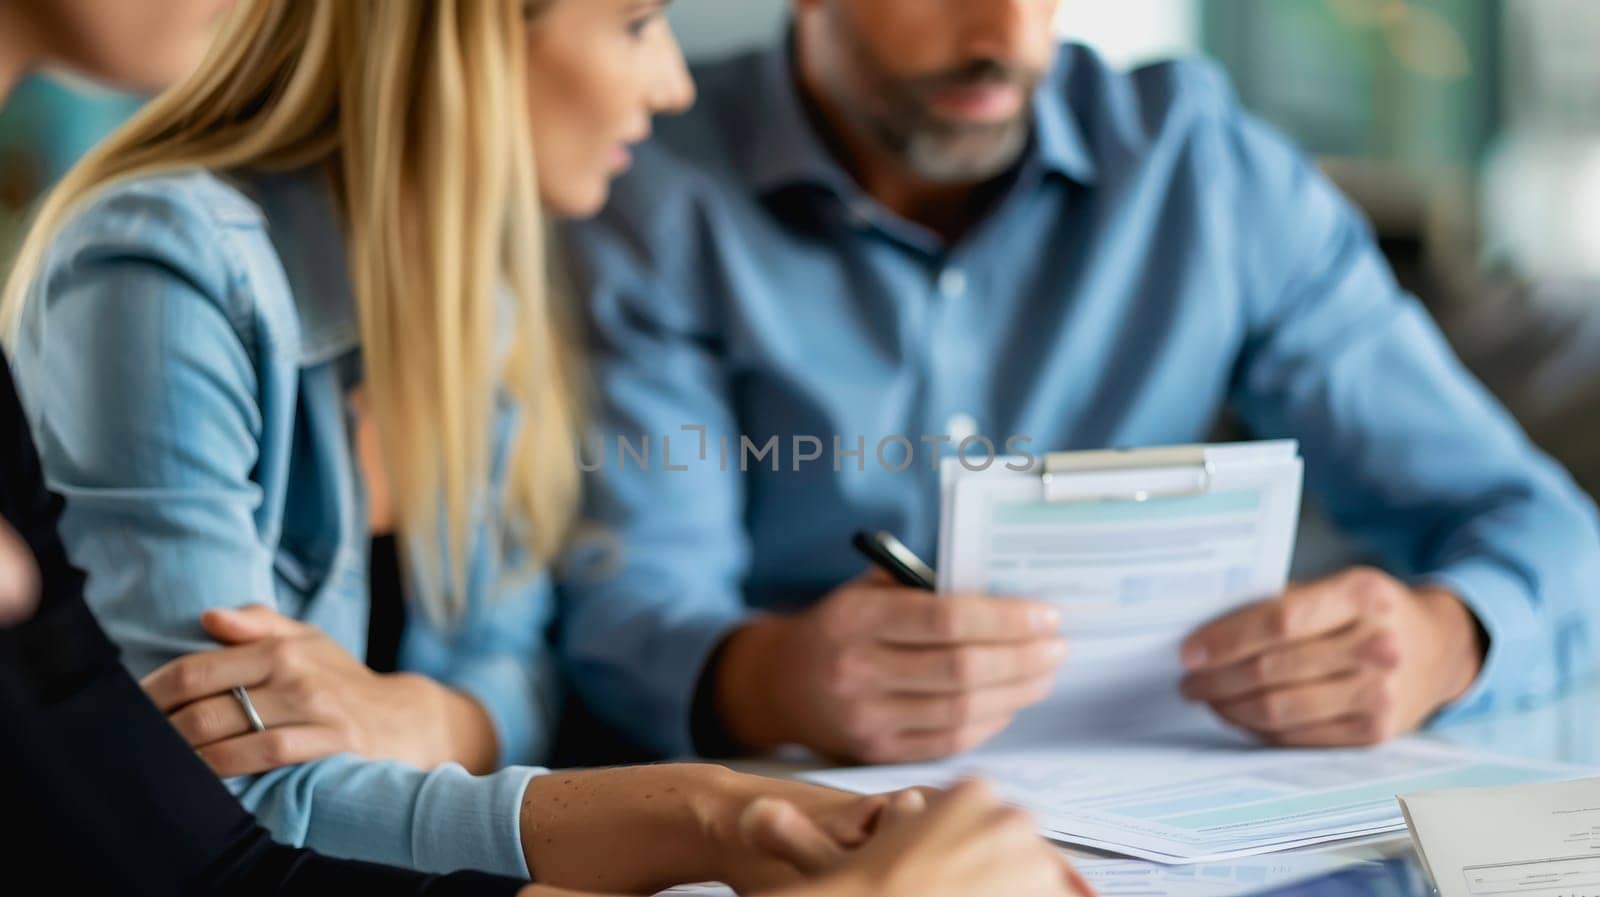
1200, 81, 1600, 730
560, 169, 1063, 764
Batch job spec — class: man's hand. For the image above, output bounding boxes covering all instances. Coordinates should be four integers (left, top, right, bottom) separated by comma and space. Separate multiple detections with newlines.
717, 571, 1067, 763
1179, 567, 1486, 746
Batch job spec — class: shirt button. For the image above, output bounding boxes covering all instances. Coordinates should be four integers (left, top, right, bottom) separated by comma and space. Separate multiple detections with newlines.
938, 267, 968, 299
946, 413, 979, 443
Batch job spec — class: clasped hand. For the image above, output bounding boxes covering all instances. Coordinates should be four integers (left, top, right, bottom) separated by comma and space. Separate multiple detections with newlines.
141, 604, 493, 776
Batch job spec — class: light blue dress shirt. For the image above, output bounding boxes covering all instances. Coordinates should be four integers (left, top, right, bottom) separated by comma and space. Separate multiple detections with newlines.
558, 42, 1600, 758
14, 167, 553, 877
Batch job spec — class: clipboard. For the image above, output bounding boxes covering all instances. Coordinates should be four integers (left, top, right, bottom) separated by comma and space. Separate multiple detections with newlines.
937, 439, 1303, 600
1036, 441, 1299, 504
933, 439, 1307, 745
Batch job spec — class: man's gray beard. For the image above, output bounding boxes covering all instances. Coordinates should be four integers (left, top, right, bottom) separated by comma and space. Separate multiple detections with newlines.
900, 117, 1032, 185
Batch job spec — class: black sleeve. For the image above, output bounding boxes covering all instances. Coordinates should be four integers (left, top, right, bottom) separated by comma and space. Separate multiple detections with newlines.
0, 354, 524, 897
689, 635, 745, 759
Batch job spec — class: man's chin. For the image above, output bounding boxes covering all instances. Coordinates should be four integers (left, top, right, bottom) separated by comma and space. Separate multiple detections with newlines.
902, 121, 1031, 184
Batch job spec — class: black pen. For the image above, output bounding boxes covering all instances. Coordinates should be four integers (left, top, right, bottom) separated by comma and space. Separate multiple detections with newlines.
852, 529, 937, 591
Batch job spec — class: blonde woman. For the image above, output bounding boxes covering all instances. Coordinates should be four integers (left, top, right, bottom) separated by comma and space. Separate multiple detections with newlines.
0, 1, 1097, 895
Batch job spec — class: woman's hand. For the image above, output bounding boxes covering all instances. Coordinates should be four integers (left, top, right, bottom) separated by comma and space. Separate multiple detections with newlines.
141, 605, 498, 777
519, 764, 900, 894
779, 780, 1093, 897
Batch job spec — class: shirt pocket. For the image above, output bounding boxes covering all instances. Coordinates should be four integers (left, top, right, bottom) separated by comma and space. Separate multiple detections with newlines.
271, 543, 325, 617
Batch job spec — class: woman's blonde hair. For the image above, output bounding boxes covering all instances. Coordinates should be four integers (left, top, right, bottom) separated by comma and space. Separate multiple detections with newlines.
2, 0, 581, 622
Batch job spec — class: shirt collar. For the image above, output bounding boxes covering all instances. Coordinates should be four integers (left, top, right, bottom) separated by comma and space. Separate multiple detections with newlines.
1030, 52, 1100, 186
742, 35, 857, 196
741, 37, 1100, 196
239, 166, 361, 367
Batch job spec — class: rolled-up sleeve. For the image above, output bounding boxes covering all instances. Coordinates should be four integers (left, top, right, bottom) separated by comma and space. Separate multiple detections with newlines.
238, 756, 536, 877
1213, 90, 1600, 721
16, 193, 536, 877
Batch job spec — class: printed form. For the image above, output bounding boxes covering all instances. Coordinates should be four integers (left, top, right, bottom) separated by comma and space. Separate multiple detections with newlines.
650, 853, 1373, 897
1400, 776, 1600, 897
807, 742, 1581, 864
937, 441, 1302, 745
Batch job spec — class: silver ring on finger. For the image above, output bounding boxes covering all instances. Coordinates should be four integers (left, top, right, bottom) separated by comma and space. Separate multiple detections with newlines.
231, 685, 268, 733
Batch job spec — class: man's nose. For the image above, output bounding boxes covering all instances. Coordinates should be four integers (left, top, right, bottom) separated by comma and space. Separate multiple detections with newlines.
954, 0, 1037, 62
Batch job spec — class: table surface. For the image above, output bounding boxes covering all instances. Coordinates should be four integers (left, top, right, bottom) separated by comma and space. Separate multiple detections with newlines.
722, 680, 1600, 897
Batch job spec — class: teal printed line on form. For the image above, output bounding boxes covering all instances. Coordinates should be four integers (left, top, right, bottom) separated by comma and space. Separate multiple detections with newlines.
1111, 787, 1284, 820
994, 489, 1263, 525
1154, 764, 1562, 832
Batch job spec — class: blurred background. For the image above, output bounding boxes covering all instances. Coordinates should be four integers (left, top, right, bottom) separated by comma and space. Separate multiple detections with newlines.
2, 0, 1597, 502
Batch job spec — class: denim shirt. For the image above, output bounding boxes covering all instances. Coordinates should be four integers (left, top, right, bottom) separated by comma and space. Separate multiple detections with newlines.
14, 166, 554, 877
557, 42, 1600, 757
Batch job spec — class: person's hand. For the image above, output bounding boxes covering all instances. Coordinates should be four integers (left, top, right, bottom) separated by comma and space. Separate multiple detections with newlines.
141, 605, 498, 776
520, 764, 904, 894
778, 780, 1093, 897
1179, 567, 1486, 746
0, 521, 40, 626
716, 571, 1066, 763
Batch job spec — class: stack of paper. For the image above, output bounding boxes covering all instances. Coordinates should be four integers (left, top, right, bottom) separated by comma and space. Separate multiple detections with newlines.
1399, 776, 1600, 897
806, 738, 1583, 864
1074, 853, 1384, 897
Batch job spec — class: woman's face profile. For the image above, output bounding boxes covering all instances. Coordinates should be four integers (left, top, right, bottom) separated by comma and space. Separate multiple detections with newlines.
524, 0, 696, 218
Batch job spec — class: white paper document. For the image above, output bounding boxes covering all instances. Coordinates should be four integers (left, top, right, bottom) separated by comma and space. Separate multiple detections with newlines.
805, 740, 1583, 865
938, 441, 1303, 745
647, 853, 1372, 897
1076, 853, 1381, 897
1399, 776, 1600, 897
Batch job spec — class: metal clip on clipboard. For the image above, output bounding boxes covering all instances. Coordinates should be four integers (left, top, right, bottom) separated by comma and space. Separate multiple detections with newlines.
1039, 445, 1216, 504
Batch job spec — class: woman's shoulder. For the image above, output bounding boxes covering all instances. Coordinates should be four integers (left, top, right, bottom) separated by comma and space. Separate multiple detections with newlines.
29, 167, 332, 359
41, 168, 265, 298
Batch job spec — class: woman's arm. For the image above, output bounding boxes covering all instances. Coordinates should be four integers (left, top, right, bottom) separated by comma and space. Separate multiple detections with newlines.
518, 764, 890, 895
16, 190, 536, 875
0, 351, 528, 896
143, 610, 907, 892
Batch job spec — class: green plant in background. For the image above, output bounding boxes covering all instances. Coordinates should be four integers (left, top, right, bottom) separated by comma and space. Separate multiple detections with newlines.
1204, 0, 1499, 170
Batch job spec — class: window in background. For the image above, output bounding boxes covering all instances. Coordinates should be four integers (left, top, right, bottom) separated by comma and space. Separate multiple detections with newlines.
1483, 0, 1600, 280
669, 0, 784, 60
1201, 0, 1504, 311
1055, 0, 1199, 69
1203, 0, 1499, 169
